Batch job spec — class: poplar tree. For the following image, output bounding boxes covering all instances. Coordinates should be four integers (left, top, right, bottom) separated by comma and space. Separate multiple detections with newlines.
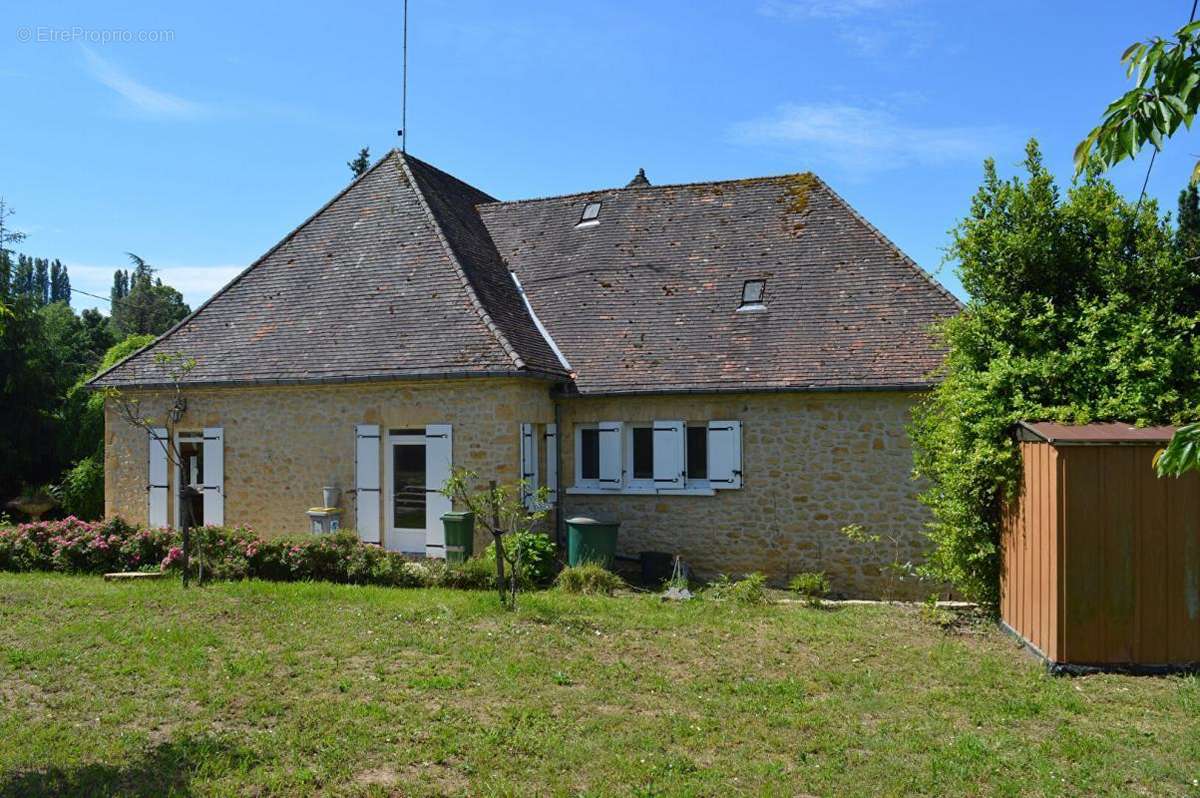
111, 269, 129, 304
32, 258, 49, 305
13, 255, 32, 298
49, 259, 71, 304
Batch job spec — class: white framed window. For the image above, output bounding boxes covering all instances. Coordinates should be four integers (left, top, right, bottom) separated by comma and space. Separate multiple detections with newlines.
574, 423, 602, 489
685, 424, 709, 487
626, 424, 655, 490
518, 422, 559, 510
173, 431, 204, 528
170, 428, 224, 528
569, 419, 739, 496
574, 422, 624, 489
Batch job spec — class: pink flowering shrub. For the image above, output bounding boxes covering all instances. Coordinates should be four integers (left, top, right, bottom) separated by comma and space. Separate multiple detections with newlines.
0, 517, 172, 574
0, 520, 495, 590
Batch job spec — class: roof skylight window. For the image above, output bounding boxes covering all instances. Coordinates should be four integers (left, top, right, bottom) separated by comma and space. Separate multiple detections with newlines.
739, 279, 767, 311
577, 201, 602, 227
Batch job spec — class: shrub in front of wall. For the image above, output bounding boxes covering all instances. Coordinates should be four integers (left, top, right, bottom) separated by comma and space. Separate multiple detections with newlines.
376, 549, 428, 586
188, 525, 261, 581
481, 531, 557, 587
0, 517, 168, 574
788, 571, 831, 607
243, 537, 296, 582
706, 572, 770, 605
1, 520, 530, 592
555, 563, 625, 596
436, 557, 497, 590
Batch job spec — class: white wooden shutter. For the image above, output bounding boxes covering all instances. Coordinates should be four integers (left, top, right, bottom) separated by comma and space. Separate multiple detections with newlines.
652, 420, 685, 490
147, 427, 169, 527
355, 424, 381, 543
425, 424, 453, 558
598, 421, 624, 489
202, 427, 224, 526
545, 423, 558, 504
519, 422, 539, 510
708, 420, 743, 489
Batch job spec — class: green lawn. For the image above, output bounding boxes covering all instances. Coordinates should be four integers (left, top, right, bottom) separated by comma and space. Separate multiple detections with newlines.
0, 575, 1197, 797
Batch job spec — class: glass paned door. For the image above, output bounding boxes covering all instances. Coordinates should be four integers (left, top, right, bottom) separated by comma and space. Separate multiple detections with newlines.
175, 433, 204, 527
385, 432, 426, 554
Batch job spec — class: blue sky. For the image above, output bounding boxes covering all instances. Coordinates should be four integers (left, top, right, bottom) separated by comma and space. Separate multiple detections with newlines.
3, 0, 1196, 311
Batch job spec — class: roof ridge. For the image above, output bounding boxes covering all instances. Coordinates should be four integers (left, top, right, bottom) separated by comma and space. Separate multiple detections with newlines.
88, 150, 401, 388
477, 172, 808, 211
811, 176, 965, 312
398, 150, 500, 204
396, 153, 529, 372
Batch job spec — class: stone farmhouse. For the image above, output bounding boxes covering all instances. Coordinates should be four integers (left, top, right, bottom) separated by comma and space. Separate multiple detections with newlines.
90, 151, 960, 595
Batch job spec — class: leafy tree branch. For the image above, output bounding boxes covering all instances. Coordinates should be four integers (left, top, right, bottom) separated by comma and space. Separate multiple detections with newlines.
1075, 20, 1200, 180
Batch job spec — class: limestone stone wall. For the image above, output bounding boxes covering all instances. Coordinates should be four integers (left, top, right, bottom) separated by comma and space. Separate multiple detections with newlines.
104, 378, 554, 553
105, 378, 930, 597
557, 391, 930, 598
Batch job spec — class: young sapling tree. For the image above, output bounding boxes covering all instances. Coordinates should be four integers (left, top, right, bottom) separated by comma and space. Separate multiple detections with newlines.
441, 467, 550, 608
104, 351, 199, 585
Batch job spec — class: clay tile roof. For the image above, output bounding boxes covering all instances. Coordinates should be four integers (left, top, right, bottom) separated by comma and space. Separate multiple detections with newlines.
91, 156, 960, 395
91, 151, 569, 389
478, 172, 961, 395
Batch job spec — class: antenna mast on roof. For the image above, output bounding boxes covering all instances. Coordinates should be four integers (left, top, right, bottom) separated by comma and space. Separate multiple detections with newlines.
399, 0, 408, 152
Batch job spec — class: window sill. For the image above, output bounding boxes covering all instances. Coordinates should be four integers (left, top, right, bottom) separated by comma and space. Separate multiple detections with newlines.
566, 486, 716, 497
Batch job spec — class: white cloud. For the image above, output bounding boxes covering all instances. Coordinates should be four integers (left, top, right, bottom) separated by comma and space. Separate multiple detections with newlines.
81, 47, 208, 119
67, 263, 242, 313
757, 0, 912, 20
731, 102, 1003, 175
758, 0, 935, 58
838, 17, 935, 57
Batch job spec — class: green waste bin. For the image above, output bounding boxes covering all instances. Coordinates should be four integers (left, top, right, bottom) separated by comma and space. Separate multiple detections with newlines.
441, 511, 475, 564
566, 516, 620, 568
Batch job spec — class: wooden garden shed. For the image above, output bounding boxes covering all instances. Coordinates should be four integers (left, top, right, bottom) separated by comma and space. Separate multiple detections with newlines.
1002, 421, 1200, 671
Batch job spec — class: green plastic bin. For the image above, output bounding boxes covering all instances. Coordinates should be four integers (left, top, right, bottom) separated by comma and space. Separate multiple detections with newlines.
441, 511, 475, 564
566, 516, 620, 568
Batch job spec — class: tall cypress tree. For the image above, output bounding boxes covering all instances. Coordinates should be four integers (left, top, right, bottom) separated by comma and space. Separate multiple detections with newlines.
0, 251, 10, 299
110, 269, 128, 303
13, 255, 32, 298
49, 259, 70, 304
32, 257, 48, 305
